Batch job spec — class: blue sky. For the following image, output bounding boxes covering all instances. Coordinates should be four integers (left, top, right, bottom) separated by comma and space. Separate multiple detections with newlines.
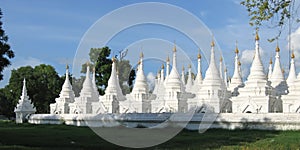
1, 0, 300, 87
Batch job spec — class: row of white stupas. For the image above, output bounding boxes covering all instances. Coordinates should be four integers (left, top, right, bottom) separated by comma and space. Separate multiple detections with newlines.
15, 31, 300, 116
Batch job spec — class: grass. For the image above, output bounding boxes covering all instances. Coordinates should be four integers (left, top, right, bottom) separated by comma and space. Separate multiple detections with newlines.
0, 120, 300, 149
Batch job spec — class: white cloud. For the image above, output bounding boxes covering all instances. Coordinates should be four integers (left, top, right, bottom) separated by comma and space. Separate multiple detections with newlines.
240, 49, 255, 65
240, 47, 265, 65
146, 72, 156, 92
290, 26, 300, 60
0, 57, 44, 88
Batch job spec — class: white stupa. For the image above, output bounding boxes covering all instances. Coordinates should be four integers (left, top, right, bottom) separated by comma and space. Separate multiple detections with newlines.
15, 79, 36, 123
92, 67, 100, 102
228, 43, 244, 95
152, 44, 187, 113
166, 55, 170, 80
188, 39, 230, 113
268, 58, 273, 80
286, 51, 296, 90
270, 44, 286, 90
50, 65, 75, 114
69, 64, 98, 114
219, 56, 224, 80
121, 52, 151, 113
185, 64, 194, 92
231, 31, 275, 113
282, 52, 300, 113
181, 66, 186, 85
192, 51, 203, 93
96, 57, 125, 113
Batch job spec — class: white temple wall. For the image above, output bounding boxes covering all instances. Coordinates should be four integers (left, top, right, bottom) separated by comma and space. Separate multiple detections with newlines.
50, 102, 69, 114
28, 113, 300, 131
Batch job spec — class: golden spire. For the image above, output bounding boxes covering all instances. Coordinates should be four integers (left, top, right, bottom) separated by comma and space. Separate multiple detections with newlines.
138, 60, 141, 65
86, 61, 90, 66
224, 67, 227, 72
173, 41, 177, 52
255, 28, 260, 41
166, 55, 170, 62
197, 53, 201, 59
220, 56, 223, 62
197, 48, 201, 59
282, 69, 285, 74
211, 35, 215, 47
291, 48, 295, 59
161, 64, 165, 69
276, 41, 280, 52
269, 57, 273, 64
291, 53, 295, 59
66, 64, 69, 69
140, 52, 144, 58
112, 57, 117, 62
238, 61, 241, 66
235, 40, 239, 54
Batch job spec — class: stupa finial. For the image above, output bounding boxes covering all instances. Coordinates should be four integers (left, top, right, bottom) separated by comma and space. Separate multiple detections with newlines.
140, 52, 144, 58
291, 48, 295, 59
173, 41, 177, 52
197, 48, 201, 59
211, 35, 215, 47
269, 57, 273, 64
276, 41, 280, 52
255, 28, 260, 41
235, 40, 239, 54
112, 57, 117, 62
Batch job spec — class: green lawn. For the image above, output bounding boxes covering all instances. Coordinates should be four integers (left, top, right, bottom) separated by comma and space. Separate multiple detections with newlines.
0, 120, 299, 149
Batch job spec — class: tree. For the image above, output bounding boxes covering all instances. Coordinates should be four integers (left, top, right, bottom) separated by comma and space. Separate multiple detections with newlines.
0, 64, 63, 117
240, 0, 299, 41
32, 65, 63, 112
81, 48, 104, 73
71, 76, 84, 97
90, 47, 112, 95
0, 8, 14, 81
116, 59, 136, 94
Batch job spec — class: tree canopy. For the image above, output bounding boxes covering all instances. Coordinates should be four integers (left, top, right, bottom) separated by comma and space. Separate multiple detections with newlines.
81, 47, 135, 95
241, 0, 299, 41
0, 8, 14, 81
0, 64, 63, 117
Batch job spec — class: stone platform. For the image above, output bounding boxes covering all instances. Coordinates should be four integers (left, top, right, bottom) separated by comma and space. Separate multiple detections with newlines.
28, 113, 300, 131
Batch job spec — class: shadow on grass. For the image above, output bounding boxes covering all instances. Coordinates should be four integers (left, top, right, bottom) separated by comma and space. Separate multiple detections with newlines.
155, 128, 279, 149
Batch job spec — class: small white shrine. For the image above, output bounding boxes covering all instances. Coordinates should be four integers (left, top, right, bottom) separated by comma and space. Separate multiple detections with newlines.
14, 79, 36, 123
